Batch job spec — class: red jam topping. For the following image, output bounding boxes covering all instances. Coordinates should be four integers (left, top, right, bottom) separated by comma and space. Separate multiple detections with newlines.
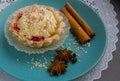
13, 23, 20, 31
31, 36, 44, 41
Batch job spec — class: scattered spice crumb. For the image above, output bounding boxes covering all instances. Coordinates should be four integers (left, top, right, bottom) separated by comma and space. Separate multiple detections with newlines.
26, 61, 30, 64
45, 61, 48, 64
29, 55, 48, 70
44, 57, 47, 61
77, 54, 80, 56
44, 66, 48, 69
51, 57, 54, 58
61, 45, 64, 49
68, 37, 90, 53
83, 42, 90, 47
78, 60, 80, 62
16, 58, 19, 61
67, 47, 72, 50
31, 58, 34, 61
30, 66, 35, 70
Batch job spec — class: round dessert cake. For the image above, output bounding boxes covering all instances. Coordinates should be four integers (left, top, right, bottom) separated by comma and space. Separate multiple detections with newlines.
5, 4, 70, 54
8, 4, 66, 48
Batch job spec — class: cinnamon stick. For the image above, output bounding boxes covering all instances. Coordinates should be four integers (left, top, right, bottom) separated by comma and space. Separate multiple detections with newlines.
60, 7, 90, 44
65, 2, 95, 38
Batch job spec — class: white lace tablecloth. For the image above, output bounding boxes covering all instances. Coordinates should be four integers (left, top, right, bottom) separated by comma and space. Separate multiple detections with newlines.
0, 0, 119, 81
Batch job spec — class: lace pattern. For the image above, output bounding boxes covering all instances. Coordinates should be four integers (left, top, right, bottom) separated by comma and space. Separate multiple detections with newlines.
0, 0, 119, 81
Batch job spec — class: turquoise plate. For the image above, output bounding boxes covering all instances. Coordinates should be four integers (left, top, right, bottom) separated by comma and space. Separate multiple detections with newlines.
0, 0, 107, 81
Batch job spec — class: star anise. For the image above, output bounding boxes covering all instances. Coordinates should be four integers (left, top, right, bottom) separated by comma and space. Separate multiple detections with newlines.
47, 49, 78, 76
54, 49, 73, 64
48, 61, 67, 75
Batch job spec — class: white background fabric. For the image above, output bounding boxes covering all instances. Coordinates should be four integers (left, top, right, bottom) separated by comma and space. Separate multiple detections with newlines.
0, 0, 119, 81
